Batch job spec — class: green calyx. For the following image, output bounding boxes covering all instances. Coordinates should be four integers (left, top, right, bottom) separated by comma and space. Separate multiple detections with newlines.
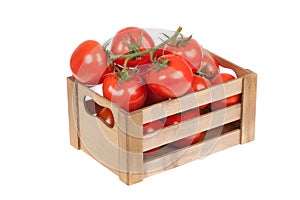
150, 57, 170, 71
115, 67, 137, 84
110, 26, 183, 69
122, 31, 143, 54
161, 33, 192, 47
196, 62, 216, 80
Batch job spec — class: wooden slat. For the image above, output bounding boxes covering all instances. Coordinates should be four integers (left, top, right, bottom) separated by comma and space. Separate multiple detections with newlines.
67, 77, 80, 149
207, 50, 251, 77
144, 129, 241, 177
143, 103, 241, 152
143, 122, 239, 162
240, 71, 257, 143
137, 78, 243, 124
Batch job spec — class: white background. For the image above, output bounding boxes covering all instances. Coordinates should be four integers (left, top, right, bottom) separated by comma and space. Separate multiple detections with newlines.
1, 0, 299, 199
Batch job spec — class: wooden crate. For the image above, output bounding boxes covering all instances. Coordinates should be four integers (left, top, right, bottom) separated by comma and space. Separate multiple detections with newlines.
67, 50, 257, 185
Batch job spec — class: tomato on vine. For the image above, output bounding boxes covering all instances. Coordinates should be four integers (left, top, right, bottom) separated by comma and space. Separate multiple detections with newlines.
163, 36, 202, 73
146, 54, 193, 98
111, 27, 155, 68
196, 49, 220, 80
102, 70, 147, 112
70, 40, 108, 85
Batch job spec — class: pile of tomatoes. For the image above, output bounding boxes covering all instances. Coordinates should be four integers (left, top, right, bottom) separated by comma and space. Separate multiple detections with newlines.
70, 26, 240, 150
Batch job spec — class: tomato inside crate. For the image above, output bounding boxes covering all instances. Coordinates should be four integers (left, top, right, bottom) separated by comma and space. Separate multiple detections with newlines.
143, 120, 241, 162
67, 43, 257, 185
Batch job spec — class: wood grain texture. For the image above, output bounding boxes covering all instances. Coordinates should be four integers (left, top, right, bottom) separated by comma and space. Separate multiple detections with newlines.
144, 129, 241, 177
134, 77, 243, 124
240, 71, 257, 144
118, 111, 144, 185
75, 81, 121, 180
143, 103, 241, 152
67, 77, 80, 149
207, 50, 251, 77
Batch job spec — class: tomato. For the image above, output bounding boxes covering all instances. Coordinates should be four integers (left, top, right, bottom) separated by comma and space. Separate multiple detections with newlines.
200, 107, 211, 115
84, 100, 103, 115
171, 132, 205, 148
165, 110, 204, 148
102, 72, 147, 112
146, 54, 193, 98
70, 40, 108, 85
163, 37, 202, 73
189, 74, 211, 109
165, 110, 199, 126
210, 73, 240, 110
136, 63, 152, 80
201, 49, 219, 69
111, 27, 155, 67
97, 107, 114, 128
165, 113, 181, 127
144, 86, 168, 107
143, 120, 165, 153
197, 49, 220, 80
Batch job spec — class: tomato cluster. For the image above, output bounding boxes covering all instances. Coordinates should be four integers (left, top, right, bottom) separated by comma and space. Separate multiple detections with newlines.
70, 26, 241, 151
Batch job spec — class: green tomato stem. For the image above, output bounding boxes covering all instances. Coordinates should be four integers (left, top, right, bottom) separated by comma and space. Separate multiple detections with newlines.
110, 26, 183, 65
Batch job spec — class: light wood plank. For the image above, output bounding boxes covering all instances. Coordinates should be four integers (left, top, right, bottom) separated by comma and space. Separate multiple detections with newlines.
144, 129, 241, 177
240, 71, 257, 143
207, 50, 251, 77
143, 104, 241, 152
136, 78, 243, 124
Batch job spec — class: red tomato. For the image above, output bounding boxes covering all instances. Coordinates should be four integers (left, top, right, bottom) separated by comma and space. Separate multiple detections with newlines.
143, 120, 165, 153
144, 87, 168, 107
165, 110, 199, 127
171, 132, 205, 148
189, 74, 211, 109
165, 113, 181, 127
136, 63, 152, 80
144, 120, 164, 134
210, 73, 240, 110
146, 54, 193, 98
197, 49, 220, 80
102, 73, 147, 112
97, 107, 114, 128
111, 27, 155, 67
164, 37, 202, 73
85, 100, 103, 115
70, 40, 108, 85
165, 110, 204, 148
200, 107, 211, 115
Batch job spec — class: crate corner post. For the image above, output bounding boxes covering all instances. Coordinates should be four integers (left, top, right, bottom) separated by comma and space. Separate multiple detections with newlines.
118, 110, 144, 185
240, 71, 257, 144
67, 77, 80, 150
